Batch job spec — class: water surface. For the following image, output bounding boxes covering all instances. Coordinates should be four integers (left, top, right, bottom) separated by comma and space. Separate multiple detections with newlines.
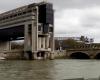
0, 59, 100, 80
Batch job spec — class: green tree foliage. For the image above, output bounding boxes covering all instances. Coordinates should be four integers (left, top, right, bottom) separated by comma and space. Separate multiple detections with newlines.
62, 39, 78, 49
55, 39, 83, 50
80, 36, 90, 43
55, 36, 94, 50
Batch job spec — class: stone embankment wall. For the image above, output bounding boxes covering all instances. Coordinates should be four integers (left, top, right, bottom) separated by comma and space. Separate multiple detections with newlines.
0, 50, 24, 60
54, 50, 67, 59
0, 50, 67, 60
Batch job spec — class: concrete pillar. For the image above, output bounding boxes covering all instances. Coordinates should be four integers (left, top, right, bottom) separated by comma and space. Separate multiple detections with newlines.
24, 24, 31, 52
43, 52, 48, 60
43, 37, 45, 48
31, 6, 38, 53
90, 56, 94, 59
31, 21, 38, 52
38, 37, 41, 49
45, 36, 49, 49
9, 41, 11, 51
50, 51, 54, 60
50, 33, 54, 51
24, 52, 29, 60
52, 24, 55, 51
24, 24, 28, 51
33, 51, 38, 60
47, 52, 50, 58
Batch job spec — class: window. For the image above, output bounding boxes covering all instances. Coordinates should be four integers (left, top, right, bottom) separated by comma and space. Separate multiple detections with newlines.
49, 27, 53, 32
28, 24, 32, 33
38, 25, 42, 31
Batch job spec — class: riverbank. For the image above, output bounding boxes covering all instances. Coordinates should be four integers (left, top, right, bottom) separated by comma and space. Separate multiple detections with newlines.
0, 50, 67, 60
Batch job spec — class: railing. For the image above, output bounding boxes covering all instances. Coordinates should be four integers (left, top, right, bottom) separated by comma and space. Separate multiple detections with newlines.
66, 44, 100, 50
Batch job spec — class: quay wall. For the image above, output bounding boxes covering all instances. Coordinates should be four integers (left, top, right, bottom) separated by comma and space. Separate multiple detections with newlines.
0, 50, 67, 60
54, 50, 67, 59
0, 50, 24, 60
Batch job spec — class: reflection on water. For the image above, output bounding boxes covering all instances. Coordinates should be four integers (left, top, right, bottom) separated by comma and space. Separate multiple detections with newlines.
0, 59, 100, 80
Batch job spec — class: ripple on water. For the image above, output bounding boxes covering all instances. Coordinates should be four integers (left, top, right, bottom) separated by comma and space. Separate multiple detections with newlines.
0, 60, 99, 80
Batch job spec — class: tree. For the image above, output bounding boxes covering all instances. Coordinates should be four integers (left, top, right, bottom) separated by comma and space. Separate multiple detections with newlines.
62, 39, 78, 49
80, 36, 86, 42
80, 36, 91, 43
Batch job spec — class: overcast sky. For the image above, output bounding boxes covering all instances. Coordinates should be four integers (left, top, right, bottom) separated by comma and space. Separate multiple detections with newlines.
0, 0, 100, 42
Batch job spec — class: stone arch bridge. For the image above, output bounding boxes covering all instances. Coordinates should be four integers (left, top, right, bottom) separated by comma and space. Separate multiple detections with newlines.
66, 48, 100, 59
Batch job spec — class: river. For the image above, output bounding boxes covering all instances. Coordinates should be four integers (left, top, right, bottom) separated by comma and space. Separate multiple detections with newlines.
0, 59, 100, 80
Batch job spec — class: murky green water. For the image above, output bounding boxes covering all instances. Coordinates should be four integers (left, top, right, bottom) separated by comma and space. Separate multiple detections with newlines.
0, 59, 100, 80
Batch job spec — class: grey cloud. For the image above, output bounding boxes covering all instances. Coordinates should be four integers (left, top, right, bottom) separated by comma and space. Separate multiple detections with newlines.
55, 6, 100, 42
0, 0, 100, 11
49, 0, 100, 9
81, 14, 100, 28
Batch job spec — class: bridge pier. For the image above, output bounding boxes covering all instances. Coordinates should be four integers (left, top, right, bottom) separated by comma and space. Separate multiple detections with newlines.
32, 51, 54, 60
43, 52, 48, 60
24, 51, 51, 60
49, 52, 54, 60
90, 56, 94, 59
24, 24, 32, 52
32, 51, 38, 60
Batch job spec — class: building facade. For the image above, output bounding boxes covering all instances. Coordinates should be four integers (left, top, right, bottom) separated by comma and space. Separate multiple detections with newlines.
0, 1, 54, 60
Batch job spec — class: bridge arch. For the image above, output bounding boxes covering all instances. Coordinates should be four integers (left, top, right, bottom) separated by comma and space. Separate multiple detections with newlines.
70, 52, 90, 59
94, 53, 100, 59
